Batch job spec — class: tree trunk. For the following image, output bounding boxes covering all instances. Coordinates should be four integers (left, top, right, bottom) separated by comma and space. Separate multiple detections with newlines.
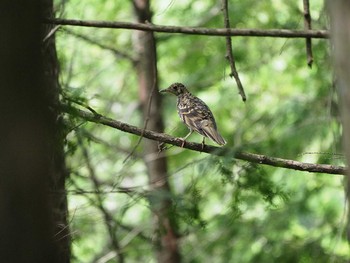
42, 0, 71, 261
132, 1, 182, 262
0, 0, 66, 262
329, 0, 350, 248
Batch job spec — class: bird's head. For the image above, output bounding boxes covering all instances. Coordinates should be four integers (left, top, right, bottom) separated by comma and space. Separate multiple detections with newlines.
160, 83, 189, 96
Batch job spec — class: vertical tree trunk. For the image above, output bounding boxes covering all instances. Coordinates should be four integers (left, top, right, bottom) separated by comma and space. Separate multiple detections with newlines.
0, 0, 65, 262
132, 1, 182, 262
42, 0, 71, 261
329, 0, 350, 247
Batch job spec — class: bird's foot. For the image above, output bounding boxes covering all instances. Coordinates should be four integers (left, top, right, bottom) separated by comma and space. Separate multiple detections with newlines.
201, 137, 206, 151
178, 138, 186, 147
158, 142, 166, 152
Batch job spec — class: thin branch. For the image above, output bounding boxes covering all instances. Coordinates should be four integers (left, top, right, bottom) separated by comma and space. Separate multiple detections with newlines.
303, 0, 313, 67
77, 133, 125, 263
43, 25, 61, 42
63, 95, 101, 116
123, 75, 157, 163
63, 188, 139, 195
221, 0, 246, 101
44, 18, 329, 39
81, 130, 141, 158
62, 104, 347, 175
63, 28, 137, 64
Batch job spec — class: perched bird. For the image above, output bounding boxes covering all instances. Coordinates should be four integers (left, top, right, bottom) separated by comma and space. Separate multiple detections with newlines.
160, 83, 226, 147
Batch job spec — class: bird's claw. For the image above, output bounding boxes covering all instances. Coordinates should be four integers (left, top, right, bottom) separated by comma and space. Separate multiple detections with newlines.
158, 142, 166, 152
179, 138, 186, 147
201, 137, 206, 150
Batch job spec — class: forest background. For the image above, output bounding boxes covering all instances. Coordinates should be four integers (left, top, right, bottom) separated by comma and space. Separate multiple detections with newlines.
2, 0, 350, 263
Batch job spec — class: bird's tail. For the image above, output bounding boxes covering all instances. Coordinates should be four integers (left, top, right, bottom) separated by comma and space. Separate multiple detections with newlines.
201, 121, 226, 146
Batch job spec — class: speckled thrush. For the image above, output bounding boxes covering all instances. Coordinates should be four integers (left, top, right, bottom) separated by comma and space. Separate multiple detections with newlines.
160, 82, 226, 146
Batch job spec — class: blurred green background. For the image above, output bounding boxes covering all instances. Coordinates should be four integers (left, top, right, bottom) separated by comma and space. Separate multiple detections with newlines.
56, 0, 347, 262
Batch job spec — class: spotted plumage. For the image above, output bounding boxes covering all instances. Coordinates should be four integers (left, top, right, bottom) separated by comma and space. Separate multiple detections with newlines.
160, 83, 226, 146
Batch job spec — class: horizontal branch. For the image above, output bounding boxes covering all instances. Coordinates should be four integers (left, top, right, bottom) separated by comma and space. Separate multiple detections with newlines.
63, 105, 347, 175
45, 18, 329, 39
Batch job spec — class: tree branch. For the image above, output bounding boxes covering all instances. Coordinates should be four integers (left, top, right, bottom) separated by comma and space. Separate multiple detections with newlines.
222, 0, 246, 101
303, 0, 313, 67
63, 28, 137, 64
63, 105, 347, 175
45, 18, 329, 39
76, 132, 125, 263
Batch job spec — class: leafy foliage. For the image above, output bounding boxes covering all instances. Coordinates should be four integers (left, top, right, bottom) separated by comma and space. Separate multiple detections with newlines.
55, 0, 348, 262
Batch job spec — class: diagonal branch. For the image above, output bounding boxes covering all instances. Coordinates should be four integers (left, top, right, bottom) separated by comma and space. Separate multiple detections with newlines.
63, 28, 137, 64
63, 104, 347, 175
123, 76, 157, 163
222, 0, 246, 101
44, 18, 329, 39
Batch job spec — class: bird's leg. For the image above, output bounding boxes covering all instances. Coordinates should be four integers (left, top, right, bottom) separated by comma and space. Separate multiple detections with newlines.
180, 130, 193, 147
201, 137, 206, 150
183, 130, 193, 140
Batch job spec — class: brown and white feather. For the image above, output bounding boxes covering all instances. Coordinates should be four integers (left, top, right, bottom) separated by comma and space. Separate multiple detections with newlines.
161, 83, 226, 146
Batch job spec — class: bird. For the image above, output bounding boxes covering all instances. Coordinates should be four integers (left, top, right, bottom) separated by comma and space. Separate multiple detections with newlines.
160, 82, 226, 147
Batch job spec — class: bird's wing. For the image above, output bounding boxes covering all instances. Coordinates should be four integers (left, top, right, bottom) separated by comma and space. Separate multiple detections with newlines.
199, 119, 226, 145
177, 96, 226, 145
177, 96, 215, 131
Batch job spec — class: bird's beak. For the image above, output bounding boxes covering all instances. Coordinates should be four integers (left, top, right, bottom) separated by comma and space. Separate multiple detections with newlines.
159, 88, 169, 93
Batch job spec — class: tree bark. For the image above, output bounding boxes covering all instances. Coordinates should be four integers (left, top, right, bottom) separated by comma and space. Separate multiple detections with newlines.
132, 1, 182, 262
42, 0, 71, 261
0, 0, 65, 262
329, 0, 350, 248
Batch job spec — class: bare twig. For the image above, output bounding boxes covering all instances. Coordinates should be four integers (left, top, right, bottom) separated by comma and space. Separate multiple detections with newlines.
63, 28, 137, 64
62, 188, 138, 195
221, 0, 246, 101
123, 76, 157, 163
44, 18, 329, 39
303, 0, 313, 67
76, 133, 125, 263
81, 130, 141, 158
63, 104, 347, 175
43, 25, 61, 42
63, 95, 101, 117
